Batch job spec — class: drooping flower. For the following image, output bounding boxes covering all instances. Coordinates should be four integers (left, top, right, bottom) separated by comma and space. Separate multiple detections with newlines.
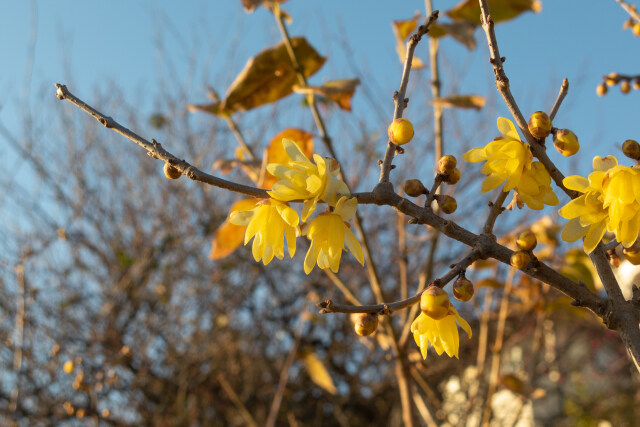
411, 306, 472, 359
229, 199, 299, 265
463, 117, 558, 209
559, 155, 640, 253
302, 196, 364, 274
267, 138, 350, 220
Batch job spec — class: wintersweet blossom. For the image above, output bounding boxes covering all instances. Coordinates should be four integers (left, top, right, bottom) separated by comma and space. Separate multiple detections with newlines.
411, 306, 472, 359
267, 138, 350, 221
560, 155, 640, 252
229, 199, 299, 265
463, 117, 558, 209
302, 196, 364, 274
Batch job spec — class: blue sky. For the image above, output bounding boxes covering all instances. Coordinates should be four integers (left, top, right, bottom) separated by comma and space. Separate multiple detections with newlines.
1, 0, 640, 205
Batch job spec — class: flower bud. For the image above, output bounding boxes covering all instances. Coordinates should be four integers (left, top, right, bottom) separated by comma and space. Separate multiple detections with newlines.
352, 313, 379, 336
621, 80, 631, 94
634, 23, 640, 37
510, 250, 531, 269
453, 277, 474, 302
622, 139, 640, 160
516, 230, 537, 252
596, 83, 608, 96
388, 118, 414, 145
164, 163, 181, 179
623, 248, 640, 265
63, 360, 74, 374
606, 73, 619, 86
403, 179, 426, 197
608, 250, 621, 268
437, 195, 457, 214
553, 129, 580, 157
527, 111, 552, 139
420, 286, 450, 320
438, 155, 457, 174
443, 168, 461, 185
633, 78, 640, 91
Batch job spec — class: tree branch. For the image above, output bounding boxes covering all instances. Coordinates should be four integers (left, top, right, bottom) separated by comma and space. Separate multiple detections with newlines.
549, 78, 569, 121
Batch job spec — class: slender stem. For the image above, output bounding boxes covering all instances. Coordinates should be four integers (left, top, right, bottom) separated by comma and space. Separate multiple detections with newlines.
378, 11, 440, 184
218, 375, 260, 427
549, 78, 569, 121
482, 190, 508, 234
55, 84, 268, 199
324, 270, 362, 306
9, 263, 26, 418
616, 0, 640, 23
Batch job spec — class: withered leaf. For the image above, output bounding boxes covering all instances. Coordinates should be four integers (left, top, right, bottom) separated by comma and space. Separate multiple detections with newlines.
293, 79, 360, 111
431, 95, 486, 110
259, 129, 314, 189
391, 16, 425, 69
447, 0, 542, 25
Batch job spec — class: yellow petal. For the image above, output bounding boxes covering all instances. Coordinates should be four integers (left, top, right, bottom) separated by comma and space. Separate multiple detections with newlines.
563, 175, 589, 193
283, 138, 309, 163
561, 218, 587, 243
583, 220, 607, 254
593, 155, 617, 172
497, 117, 520, 140
462, 147, 487, 162
345, 227, 364, 266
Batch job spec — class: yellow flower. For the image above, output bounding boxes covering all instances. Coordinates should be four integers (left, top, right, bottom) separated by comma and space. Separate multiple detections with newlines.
463, 117, 558, 209
229, 199, 299, 265
411, 306, 472, 359
302, 196, 364, 274
267, 138, 350, 221
559, 155, 640, 253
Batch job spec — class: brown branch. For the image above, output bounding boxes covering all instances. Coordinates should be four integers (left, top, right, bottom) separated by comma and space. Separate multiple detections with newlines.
482, 190, 508, 234
549, 78, 569, 121
55, 84, 269, 199
318, 250, 481, 315
616, 0, 640, 23
218, 375, 259, 427
378, 11, 440, 185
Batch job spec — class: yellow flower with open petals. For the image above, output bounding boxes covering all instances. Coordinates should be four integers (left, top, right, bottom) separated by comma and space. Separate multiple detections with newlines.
463, 117, 558, 209
559, 155, 640, 253
229, 199, 299, 265
302, 196, 364, 274
267, 139, 350, 220
411, 306, 472, 359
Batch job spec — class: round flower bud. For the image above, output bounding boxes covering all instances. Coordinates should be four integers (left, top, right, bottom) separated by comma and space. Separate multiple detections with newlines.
622, 139, 640, 160
388, 118, 414, 145
164, 163, 181, 179
623, 248, 640, 265
63, 360, 74, 374
510, 250, 531, 269
443, 168, 461, 185
633, 78, 640, 91
403, 179, 426, 197
453, 277, 474, 302
596, 83, 608, 97
527, 111, 552, 139
606, 73, 619, 86
633, 23, 640, 37
621, 80, 631, 94
553, 129, 580, 157
516, 230, 537, 252
438, 155, 457, 174
437, 195, 457, 214
420, 286, 450, 320
352, 313, 379, 336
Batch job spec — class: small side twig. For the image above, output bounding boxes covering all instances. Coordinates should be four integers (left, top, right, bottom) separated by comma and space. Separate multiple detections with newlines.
378, 11, 440, 184
549, 78, 569, 121
616, 0, 640, 23
482, 190, 508, 234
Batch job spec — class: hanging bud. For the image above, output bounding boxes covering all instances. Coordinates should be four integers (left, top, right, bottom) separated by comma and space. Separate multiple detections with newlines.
633, 78, 640, 90
420, 286, 450, 320
403, 179, 427, 197
388, 118, 414, 145
510, 250, 531, 269
527, 111, 552, 139
164, 163, 181, 179
438, 155, 457, 174
437, 195, 457, 214
442, 168, 461, 185
453, 276, 474, 302
596, 83, 608, 96
621, 80, 632, 94
352, 313, 379, 336
622, 139, 640, 160
553, 129, 580, 157
634, 23, 640, 37
516, 230, 537, 251
63, 360, 74, 374
623, 248, 640, 265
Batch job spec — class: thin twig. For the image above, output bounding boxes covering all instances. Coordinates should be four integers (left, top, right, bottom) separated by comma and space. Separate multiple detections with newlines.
9, 263, 26, 417
548, 78, 569, 121
616, 0, 640, 22
218, 374, 260, 427
482, 190, 508, 234
318, 250, 480, 315
378, 11, 440, 184
54, 84, 268, 199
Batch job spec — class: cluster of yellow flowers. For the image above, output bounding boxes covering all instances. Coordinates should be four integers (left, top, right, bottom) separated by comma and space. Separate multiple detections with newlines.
462, 117, 559, 210
559, 155, 640, 253
230, 139, 364, 274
